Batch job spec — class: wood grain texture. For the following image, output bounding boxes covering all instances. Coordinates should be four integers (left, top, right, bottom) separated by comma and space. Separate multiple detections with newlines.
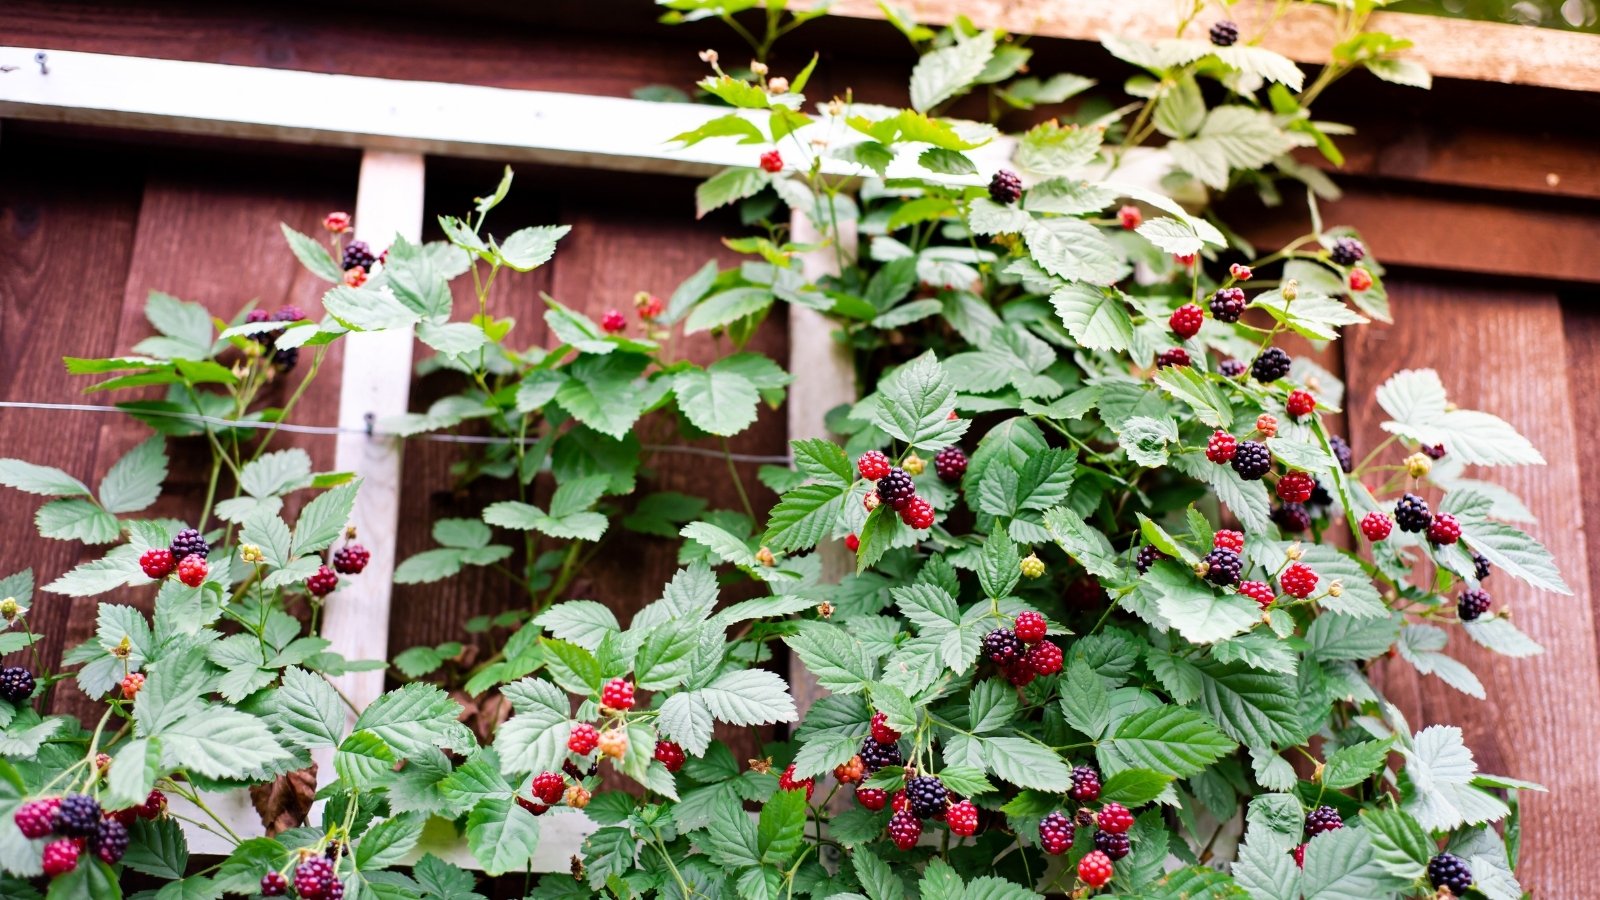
1345, 280, 1600, 894
0, 134, 141, 694
1306, 124, 1600, 202
826, 0, 1600, 92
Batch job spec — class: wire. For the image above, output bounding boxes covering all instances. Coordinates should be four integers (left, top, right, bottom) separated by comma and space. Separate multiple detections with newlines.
0, 400, 792, 465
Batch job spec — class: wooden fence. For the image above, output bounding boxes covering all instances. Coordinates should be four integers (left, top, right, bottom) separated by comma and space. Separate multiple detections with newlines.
2, 0, 1599, 892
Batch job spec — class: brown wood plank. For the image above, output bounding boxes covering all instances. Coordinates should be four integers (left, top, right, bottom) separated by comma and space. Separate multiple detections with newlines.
0, 133, 142, 692
1345, 280, 1600, 894
1303, 124, 1600, 202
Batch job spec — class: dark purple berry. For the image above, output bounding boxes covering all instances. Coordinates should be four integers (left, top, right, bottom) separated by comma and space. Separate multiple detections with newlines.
905, 775, 948, 819
982, 628, 1024, 665
1203, 548, 1242, 587
1069, 766, 1101, 802
1231, 440, 1272, 481
875, 468, 917, 510
1394, 493, 1432, 533
1093, 829, 1131, 860
0, 667, 34, 705
53, 794, 101, 837
1272, 503, 1311, 533
989, 170, 1022, 205
1135, 545, 1167, 574
342, 241, 377, 272
1329, 237, 1366, 267
169, 527, 210, 560
1458, 589, 1491, 621
859, 738, 903, 773
1427, 853, 1472, 895
1209, 20, 1239, 46
1251, 347, 1292, 382
1209, 287, 1246, 323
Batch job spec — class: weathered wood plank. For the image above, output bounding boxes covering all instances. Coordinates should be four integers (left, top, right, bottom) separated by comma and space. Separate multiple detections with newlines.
1345, 281, 1600, 894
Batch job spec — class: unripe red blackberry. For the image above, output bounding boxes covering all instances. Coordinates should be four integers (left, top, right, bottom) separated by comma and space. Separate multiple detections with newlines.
1155, 347, 1191, 368
875, 468, 916, 510
1472, 550, 1492, 581
1002, 658, 1036, 687
1280, 562, 1318, 599
332, 544, 369, 575
1026, 640, 1063, 675
306, 565, 338, 597
889, 811, 922, 849
121, 672, 145, 700
323, 211, 352, 234
1206, 430, 1238, 463
176, 554, 208, 588
1427, 512, 1462, 545
933, 446, 968, 481
1231, 440, 1272, 480
856, 787, 888, 810
1230, 262, 1254, 280
1213, 530, 1244, 553
41, 839, 79, 877
1428, 852, 1473, 895
295, 856, 336, 899
1039, 812, 1075, 855
1135, 545, 1167, 574
1117, 205, 1142, 230
140, 789, 167, 820
844, 533, 859, 551
1304, 805, 1343, 836
599, 678, 634, 711
1078, 850, 1114, 888
859, 737, 903, 772
533, 771, 566, 804
1423, 443, 1447, 460
778, 763, 814, 800
1256, 413, 1279, 438
139, 548, 175, 579
261, 872, 289, 896
1329, 434, 1354, 473
1209, 287, 1247, 323
988, 170, 1022, 205
946, 799, 979, 836
1219, 358, 1247, 378
1097, 802, 1134, 834
905, 775, 948, 819
1174, 253, 1197, 267
899, 496, 935, 529
342, 240, 377, 271
982, 628, 1024, 665
1251, 347, 1292, 382
1209, 19, 1239, 45
90, 817, 129, 864
1276, 471, 1315, 503
653, 741, 686, 773
170, 527, 210, 560
0, 667, 34, 705
53, 794, 101, 837
1169, 304, 1204, 339
1202, 548, 1242, 587
1394, 493, 1432, 532
1286, 390, 1316, 419
870, 711, 901, 744
568, 722, 600, 754
14, 798, 58, 838
857, 450, 892, 481
1458, 589, 1492, 621
834, 755, 865, 784
1093, 829, 1131, 860
1349, 267, 1373, 292
1360, 511, 1393, 541
759, 150, 784, 173
1014, 611, 1047, 643
1272, 503, 1311, 533
600, 310, 627, 333
1070, 766, 1102, 802
1239, 580, 1275, 608
1329, 237, 1366, 266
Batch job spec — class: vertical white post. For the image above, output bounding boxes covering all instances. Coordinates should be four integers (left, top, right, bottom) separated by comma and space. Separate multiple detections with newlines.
323, 150, 426, 715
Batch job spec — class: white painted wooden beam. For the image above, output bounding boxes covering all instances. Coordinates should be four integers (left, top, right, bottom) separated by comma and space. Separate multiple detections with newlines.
0, 47, 1013, 182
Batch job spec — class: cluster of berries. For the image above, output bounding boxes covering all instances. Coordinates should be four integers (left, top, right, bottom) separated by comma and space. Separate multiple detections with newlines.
857, 451, 937, 530
982, 611, 1061, 686
137, 526, 213, 588
241, 305, 312, 368
839, 713, 904, 815
259, 850, 346, 899
13, 790, 165, 878
1038, 774, 1131, 890
562, 679, 637, 772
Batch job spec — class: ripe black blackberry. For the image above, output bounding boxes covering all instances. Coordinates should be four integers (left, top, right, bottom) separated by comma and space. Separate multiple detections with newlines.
1304, 805, 1343, 836
859, 737, 903, 773
1471, 550, 1491, 581
1393, 493, 1432, 532
1069, 765, 1101, 802
1251, 347, 1292, 382
273, 347, 300, 369
933, 446, 968, 482
1458, 589, 1491, 621
1271, 503, 1311, 533
1135, 545, 1167, 574
1427, 853, 1473, 895
343, 240, 377, 271
905, 775, 948, 819
989, 169, 1022, 205
875, 468, 917, 510
1328, 435, 1354, 473
1202, 548, 1242, 587
1093, 829, 1131, 860
0, 666, 34, 704
1209, 287, 1246, 323
170, 528, 210, 560
1231, 440, 1272, 480
1209, 19, 1239, 46
982, 628, 1024, 665
90, 818, 129, 864
1329, 237, 1366, 266
54, 794, 102, 837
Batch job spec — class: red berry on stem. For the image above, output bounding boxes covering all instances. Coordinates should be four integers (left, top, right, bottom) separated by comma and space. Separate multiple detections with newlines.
1213, 530, 1244, 553
332, 544, 369, 575
139, 548, 175, 579
1014, 611, 1047, 643
600, 310, 627, 333
1349, 267, 1373, 292
888, 811, 922, 850
1117, 205, 1142, 230
1026, 640, 1063, 675
1277, 471, 1315, 503
933, 446, 968, 481
778, 763, 815, 800
1239, 580, 1275, 608
140, 790, 166, 820
1427, 512, 1462, 545
1286, 390, 1316, 419
568, 723, 600, 754
857, 450, 892, 481
261, 872, 289, 896
306, 565, 337, 597
870, 711, 901, 744
533, 771, 566, 804
1230, 263, 1253, 281
41, 839, 79, 877
900, 496, 935, 529
14, 799, 58, 839
323, 211, 352, 234
176, 554, 208, 588
1169, 304, 1204, 339
121, 672, 145, 700
1078, 850, 1114, 888
1280, 563, 1319, 599
1206, 431, 1238, 464
653, 740, 686, 773
601, 678, 636, 711
946, 799, 979, 837
1360, 511, 1393, 542
1039, 812, 1075, 855
856, 787, 887, 811
844, 533, 860, 552
1256, 414, 1279, 437
1155, 348, 1190, 368
1097, 802, 1134, 834
760, 150, 784, 173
